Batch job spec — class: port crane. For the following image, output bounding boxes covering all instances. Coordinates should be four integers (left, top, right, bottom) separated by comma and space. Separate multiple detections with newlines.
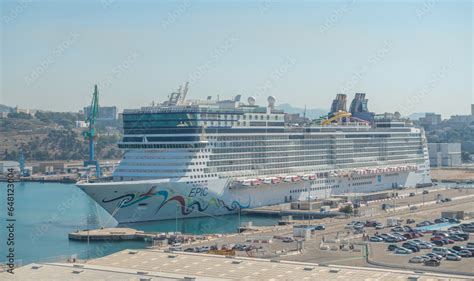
83, 85, 101, 178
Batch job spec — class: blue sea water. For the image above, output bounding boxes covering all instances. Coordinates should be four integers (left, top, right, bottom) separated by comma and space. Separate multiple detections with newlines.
0, 182, 278, 265
415, 222, 456, 231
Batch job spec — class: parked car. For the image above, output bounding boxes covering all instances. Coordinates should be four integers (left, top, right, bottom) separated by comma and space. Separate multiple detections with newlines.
170, 245, 183, 251
446, 253, 462, 261
448, 218, 460, 224
433, 231, 450, 238
416, 221, 432, 227
345, 223, 355, 229
365, 221, 377, 227
448, 226, 462, 232
456, 250, 472, 257
430, 236, 444, 242
370, 236, 384, 242
406, 219, 416, 224
375, 223, 385, 229
450, 235, 464, 241
378, 233, 392, 240
402, 243, 420, 252
452, 245, 467, 252
432, 240, 445, 246
432, 247, 448, 257
395, 247, 413, 254
391, 233, 407, 241
387, 244, 400, 251
424, 259, 441, 267
314, 224, 326, 230
409, 256, 426, 263
426, 253, 443, 260
283, 237, 295, 243
418, 242, 433, 249
451, 232, 469, 240
411, 239, 424, 244
435, 218, 450, 224
392, 226, 405, 232
195, 246, 210, 253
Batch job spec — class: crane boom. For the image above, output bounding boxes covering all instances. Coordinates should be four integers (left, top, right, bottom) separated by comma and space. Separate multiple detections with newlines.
83, 85, 101, 177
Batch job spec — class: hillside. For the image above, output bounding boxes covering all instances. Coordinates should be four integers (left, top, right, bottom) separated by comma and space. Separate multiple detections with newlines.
0, 104, 12, 112
0, 112, 122, 161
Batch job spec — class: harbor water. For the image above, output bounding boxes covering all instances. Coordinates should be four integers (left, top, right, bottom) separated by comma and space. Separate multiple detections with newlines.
0, 182, 278, 265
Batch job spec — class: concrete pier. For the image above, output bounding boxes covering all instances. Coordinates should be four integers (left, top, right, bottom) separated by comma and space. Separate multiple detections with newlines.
68, 228, 147, 241
241, 204, 342, 219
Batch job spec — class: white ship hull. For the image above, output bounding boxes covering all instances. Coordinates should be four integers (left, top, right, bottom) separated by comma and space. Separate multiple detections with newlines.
77, 168, 430, 223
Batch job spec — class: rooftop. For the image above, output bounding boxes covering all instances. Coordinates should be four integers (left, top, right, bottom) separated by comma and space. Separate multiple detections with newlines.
3, 249, 470, 280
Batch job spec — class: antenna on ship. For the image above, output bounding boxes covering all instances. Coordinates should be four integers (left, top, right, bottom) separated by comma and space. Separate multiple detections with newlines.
182, 82, 189, 101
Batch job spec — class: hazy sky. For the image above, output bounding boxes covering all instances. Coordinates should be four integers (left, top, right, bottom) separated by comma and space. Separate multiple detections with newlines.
1, 0, 472, 118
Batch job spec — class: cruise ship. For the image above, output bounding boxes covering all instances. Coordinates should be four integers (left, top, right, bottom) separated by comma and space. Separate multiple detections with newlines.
77, 84, 431, 223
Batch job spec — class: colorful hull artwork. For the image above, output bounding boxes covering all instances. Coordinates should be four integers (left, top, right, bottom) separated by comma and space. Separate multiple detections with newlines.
100, 187, 251, 217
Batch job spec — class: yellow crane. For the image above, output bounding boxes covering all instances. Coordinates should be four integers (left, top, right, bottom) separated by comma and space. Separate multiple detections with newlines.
321, 111, 352, 125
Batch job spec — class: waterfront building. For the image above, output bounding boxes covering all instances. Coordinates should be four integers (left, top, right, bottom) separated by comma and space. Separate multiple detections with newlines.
0, 161, 20, 173
418, 113, 442, 128
428, 143, 462, 167
75, 120, 88, 128
83, 106, 118, 121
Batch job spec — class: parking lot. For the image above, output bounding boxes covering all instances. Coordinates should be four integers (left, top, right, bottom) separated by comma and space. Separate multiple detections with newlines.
164, 187, 474, 275
366, 218, 474, 274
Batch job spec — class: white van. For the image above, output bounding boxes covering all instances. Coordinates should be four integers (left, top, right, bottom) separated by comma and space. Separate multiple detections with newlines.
432, 247, 448, 257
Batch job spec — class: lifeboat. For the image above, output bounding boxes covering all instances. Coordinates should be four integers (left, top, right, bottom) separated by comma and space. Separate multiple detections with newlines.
250, 179, 262, 186
272, 177, 281, 184
302, 174, 316, 181
262, 177, 280, 184
284, 175, 300, 182
241, 180, 252, 186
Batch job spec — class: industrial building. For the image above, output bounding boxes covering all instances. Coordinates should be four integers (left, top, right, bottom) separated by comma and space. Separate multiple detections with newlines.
418, 113, 442, 128
0, 161, 20, 173
428, 143, 462, 167
83, 105, 118, 121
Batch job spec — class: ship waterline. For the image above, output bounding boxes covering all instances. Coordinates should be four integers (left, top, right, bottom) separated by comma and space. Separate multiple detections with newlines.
78, 166, 426, 223
77, 88, 431, 223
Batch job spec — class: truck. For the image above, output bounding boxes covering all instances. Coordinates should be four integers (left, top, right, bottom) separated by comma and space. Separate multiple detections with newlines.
387, 218, 400, 227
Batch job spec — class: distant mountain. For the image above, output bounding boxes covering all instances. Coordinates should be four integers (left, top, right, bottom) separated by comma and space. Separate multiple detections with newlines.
276, 103, 327, 119
408, 112, 426, 121
0, 104, 12, 113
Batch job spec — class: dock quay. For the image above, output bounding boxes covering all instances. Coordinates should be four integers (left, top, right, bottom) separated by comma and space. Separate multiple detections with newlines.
4, 186, 474, 279
241, 202, 342, 219
241, 208, 341, 219
68, 227, 229, 245
68, 228, 148, 241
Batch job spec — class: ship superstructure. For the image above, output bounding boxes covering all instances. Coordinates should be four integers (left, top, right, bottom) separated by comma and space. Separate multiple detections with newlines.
77, 85, 431, 223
